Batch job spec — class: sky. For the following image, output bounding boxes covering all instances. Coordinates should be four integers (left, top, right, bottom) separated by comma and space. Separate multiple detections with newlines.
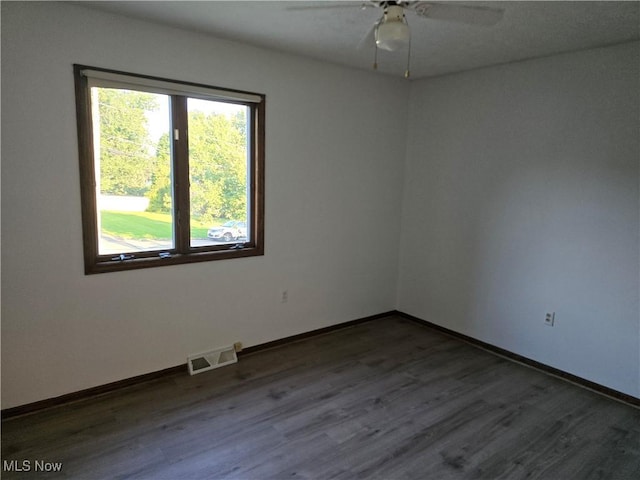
146, 94, 247, 142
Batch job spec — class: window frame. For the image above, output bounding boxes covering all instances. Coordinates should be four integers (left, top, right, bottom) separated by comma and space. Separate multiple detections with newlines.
74, 65, 265, 274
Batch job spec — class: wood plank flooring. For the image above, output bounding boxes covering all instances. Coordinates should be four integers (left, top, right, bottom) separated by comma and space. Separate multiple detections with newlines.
2, 315, 639, 479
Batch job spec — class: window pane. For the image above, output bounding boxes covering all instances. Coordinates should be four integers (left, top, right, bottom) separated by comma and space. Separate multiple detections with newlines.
91, 87, 173, 255
187, 98, 250, 246
76, 65, 264, 273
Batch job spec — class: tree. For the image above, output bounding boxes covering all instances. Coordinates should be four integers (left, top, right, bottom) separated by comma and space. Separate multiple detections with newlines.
96, 88, 159, 196
146, 132, 172, 213
146, 108, 248, 223
188, 110, 248, 223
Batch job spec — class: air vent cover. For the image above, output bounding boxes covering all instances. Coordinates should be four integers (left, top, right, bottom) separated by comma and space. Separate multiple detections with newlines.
188, 345, 237, 375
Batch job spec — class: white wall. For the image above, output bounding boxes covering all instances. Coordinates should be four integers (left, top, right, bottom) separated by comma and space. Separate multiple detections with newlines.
1, 2, 408, 408
398, 42, 640, 397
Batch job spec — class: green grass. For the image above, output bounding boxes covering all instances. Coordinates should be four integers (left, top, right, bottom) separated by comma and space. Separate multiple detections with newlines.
101, 211, 219, 240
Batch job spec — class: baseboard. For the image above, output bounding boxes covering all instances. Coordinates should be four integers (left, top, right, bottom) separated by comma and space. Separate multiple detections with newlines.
1, 311, 395, 420
3, 309, 636, 419
1, 364, 186, 420
239, 311, 396, 356
395, 311, 640, 408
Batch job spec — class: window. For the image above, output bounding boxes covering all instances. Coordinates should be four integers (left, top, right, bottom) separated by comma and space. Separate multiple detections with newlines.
74, 65, 264, 274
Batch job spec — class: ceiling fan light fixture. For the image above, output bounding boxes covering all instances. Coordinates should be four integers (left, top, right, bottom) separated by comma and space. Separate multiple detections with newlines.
375, 5, 409, 52
376, 21, 409, 51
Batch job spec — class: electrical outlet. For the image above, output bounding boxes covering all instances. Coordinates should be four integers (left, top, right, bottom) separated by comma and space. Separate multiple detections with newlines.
281, 290, 288, 303
545, 312, 555, 327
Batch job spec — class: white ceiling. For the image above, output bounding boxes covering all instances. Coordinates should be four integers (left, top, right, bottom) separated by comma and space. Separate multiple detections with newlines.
79, 1, 640, 79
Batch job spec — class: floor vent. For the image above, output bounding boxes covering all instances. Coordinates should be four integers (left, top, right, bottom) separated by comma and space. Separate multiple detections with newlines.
188, 345, 238, 375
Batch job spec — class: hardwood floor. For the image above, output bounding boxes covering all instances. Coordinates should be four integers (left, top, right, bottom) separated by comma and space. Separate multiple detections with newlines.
2, 315, 639, 479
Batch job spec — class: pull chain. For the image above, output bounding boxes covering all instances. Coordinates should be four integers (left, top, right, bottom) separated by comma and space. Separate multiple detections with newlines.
405, 34, 411, 79
373, 44, 378, 70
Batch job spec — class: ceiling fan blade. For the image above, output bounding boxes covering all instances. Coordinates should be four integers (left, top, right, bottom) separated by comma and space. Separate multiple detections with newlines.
286, 1, 377, 11
413, 2, 504, 26
357, 22, 378, 50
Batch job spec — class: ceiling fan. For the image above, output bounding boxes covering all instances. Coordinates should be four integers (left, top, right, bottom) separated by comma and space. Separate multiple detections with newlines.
287, 1, 504, 77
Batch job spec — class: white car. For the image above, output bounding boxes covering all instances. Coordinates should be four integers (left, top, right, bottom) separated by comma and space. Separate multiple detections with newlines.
207, 221, 247, 242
